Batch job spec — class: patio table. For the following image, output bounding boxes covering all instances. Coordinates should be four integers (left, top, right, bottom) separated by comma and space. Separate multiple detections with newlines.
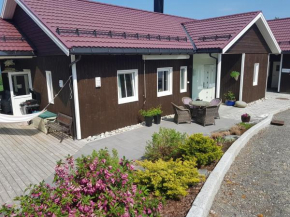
189, 101, 210, 108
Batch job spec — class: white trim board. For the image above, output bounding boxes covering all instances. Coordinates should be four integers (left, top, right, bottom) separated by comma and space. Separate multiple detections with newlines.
71, 55, 82, 139
14, 0, 70, 56
222, 13, 281, 54
1, 0, 16, 19
239, 53, 245, 101
142, 55, 190, 60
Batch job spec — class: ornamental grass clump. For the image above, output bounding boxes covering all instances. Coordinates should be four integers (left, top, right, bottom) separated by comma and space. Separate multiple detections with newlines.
144, 128, 187, 161
179, 134, 223, 166
135, 158, 203, 199
0, 149, 162, 217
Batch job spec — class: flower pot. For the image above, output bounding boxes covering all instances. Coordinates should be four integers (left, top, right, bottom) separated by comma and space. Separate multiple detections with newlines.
241, 116, 251, 123
233, 75, 239, 81
225, 100, 235, 106
153, 114, 161, 124
144, 116, 153, 127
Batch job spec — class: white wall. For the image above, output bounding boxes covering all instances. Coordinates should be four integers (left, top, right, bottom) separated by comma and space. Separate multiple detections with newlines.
192, 54, 217, 100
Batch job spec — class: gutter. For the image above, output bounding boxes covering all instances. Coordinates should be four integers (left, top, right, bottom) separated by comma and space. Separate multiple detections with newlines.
70, 47, 195, 55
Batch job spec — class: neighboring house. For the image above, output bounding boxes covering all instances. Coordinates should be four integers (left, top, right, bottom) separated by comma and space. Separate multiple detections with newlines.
268, 18, 290, 93
183, 11, 280, 103
0, 0, 281, 139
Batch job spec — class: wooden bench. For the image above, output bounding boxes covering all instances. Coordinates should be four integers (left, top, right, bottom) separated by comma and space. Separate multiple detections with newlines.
46, 113, 73, 142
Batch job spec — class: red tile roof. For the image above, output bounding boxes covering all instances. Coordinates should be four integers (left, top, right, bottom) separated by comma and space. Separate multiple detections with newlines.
268, 18, 290, 52
183, 11, 261, 50
20, 0, 195, 51
0, 18, 33, 52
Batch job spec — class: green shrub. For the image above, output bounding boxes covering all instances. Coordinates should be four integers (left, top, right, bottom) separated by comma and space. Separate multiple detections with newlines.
135, 158, 203, 199
151, 105, 163, 116
139, 108, 155, 117
179, 134, 223, 166
144, 128, 186, 161
239, 122, 254, 130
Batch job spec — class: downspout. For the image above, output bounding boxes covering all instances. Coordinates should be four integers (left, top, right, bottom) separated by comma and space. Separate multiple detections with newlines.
278, 54, 283, 93
209, 53, 218, 98
70, 55, 82, 140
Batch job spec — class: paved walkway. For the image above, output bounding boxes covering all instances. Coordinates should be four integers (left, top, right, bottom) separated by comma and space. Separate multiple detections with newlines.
210, 109, 290, 217
73, 117, 237, 161
220, 92, 290, 121
0, 123, 86, 205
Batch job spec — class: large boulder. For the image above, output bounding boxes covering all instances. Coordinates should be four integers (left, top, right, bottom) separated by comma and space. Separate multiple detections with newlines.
235, 101, 247, 108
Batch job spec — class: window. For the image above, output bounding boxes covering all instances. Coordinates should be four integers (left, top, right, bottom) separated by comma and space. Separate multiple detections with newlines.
180, 66, 187, 93
46, 71, 54, 104
157, 67, 173, 97
117, 69, 138, 104
253, 63, 259, 86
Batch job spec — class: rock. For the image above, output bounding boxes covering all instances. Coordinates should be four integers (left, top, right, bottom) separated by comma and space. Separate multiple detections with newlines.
235, 101, 247, 108
198, 169, 210, 177
224, 135, 240, 141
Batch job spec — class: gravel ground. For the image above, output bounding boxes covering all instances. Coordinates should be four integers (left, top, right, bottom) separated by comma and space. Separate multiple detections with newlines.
209, 109, 290, 217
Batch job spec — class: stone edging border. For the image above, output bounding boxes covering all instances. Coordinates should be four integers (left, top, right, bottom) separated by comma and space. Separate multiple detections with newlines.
186, 113, 274, 217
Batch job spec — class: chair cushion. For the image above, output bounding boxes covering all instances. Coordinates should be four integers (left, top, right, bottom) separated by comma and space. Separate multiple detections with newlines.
234, 101, 247, 108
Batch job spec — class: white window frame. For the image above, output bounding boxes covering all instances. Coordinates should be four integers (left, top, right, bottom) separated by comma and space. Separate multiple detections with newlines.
117, 69, 138, 104
45, 71, 54, 104
253, 63, 259, 86
180, 66, 187, 93
157, 67, 173, 97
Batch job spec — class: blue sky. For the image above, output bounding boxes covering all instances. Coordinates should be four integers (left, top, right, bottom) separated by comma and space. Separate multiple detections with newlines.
0, 0, 289, 20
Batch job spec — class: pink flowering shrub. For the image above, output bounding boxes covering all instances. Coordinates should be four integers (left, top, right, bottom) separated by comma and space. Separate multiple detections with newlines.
0, 149, 162, 217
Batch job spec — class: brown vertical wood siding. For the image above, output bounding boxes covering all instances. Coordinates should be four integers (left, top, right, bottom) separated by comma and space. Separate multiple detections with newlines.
220, 54, 242, 101
13, 6, 64, 56
280, 54, 290, 93
227, 24, 271, 54
242, 54, 268, 102
76, 55, 192, 138
14, 56, 72, 116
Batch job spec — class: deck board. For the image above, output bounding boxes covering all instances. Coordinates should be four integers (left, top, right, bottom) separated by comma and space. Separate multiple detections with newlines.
0, 122, 86, 205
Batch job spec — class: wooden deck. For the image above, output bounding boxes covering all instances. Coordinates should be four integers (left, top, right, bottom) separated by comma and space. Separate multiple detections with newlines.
0, 123, 86, 205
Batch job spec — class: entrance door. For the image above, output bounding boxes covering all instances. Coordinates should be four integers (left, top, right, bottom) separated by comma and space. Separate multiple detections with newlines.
8, 71, 33, 116
271, 62, 280, 88
198, 64, 216, 101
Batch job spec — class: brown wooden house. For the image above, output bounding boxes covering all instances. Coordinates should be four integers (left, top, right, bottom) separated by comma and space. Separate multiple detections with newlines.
268, 18, 290, 93
0, 0, 281, 139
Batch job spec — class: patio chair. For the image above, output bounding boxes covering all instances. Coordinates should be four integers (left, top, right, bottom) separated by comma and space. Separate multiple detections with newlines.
182, 97, 199, 118
196, 106, 217, 126
209, 98, 222, 119
171, 102, 191, 124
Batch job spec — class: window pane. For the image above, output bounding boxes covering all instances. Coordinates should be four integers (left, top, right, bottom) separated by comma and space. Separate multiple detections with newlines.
125, 73, 133, 97
158, 71, 163, 92
119, 74, 126, 98
12, 74, 29, 96
180, 69, 185, 90
163, 71, 168, 91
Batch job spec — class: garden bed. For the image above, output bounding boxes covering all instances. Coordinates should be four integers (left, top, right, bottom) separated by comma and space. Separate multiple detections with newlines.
159, 122, 254, 217
0, 123, 254, 217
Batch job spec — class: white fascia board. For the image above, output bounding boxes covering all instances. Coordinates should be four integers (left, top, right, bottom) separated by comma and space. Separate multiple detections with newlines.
15, 0, 70, 56
222, 13, 281, 54
0, 56, 34, 59
256, 14, 281, 54
142, 55, 190, 60
1, 0, 17, 19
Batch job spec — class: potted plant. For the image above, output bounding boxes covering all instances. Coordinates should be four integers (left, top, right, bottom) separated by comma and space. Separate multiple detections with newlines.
224, 91, 236, 106
241, 113, 251, 123
152, 105, 163, 124
230, 71, 240, 81
139, 109, 154, 127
